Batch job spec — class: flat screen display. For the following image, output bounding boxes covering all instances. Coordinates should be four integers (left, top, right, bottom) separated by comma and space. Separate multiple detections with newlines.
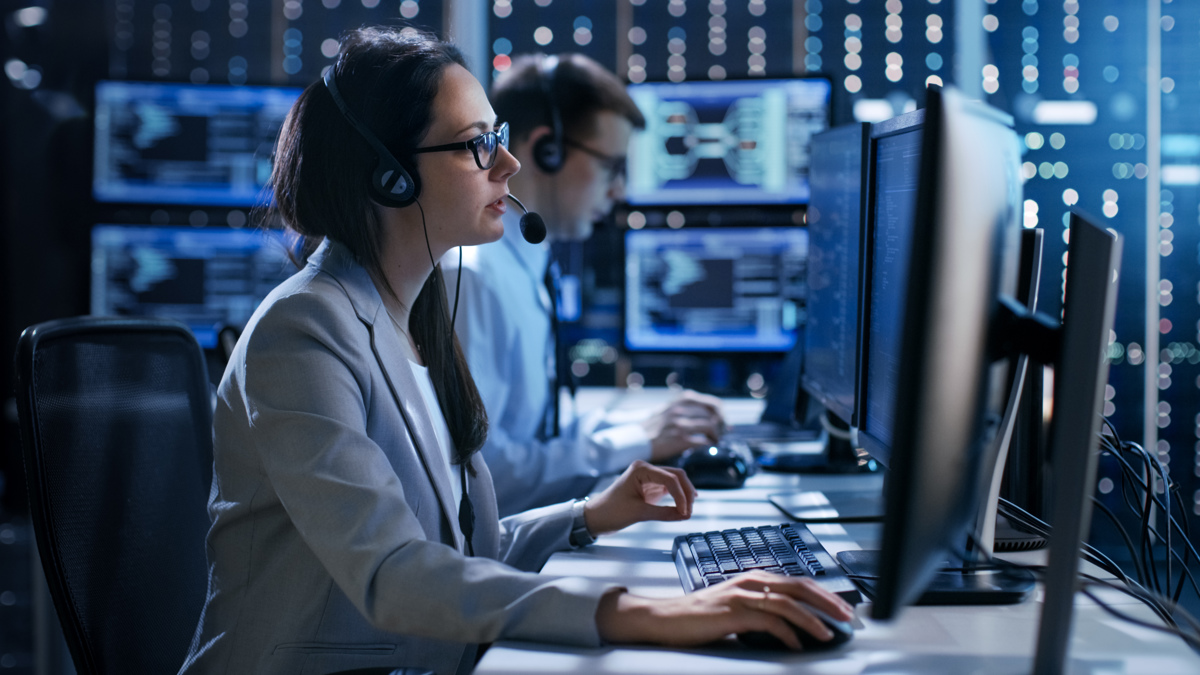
625, 78, 831, 206
802, 123, 868, 424
93, 81, 301, 206
862, 126, 924, 450
91, 224, 297, 348
624, 226, 808, 352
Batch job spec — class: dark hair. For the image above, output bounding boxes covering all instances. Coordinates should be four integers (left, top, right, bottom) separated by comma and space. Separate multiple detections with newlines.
270, 26, 487, 464
491, 52, 646, 145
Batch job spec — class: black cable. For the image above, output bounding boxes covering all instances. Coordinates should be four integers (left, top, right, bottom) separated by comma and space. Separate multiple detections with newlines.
1101, 438, 1168, 595
1095, 427, 1200, 611
1079, 575, 1200, 642
1091, 494, 1147, 586
1092, 420, 1200, 623
996, 499, 1128, 583
1115, 440, 1197, 603
1137, 444, 1165, 597
1173, 482, 1195, 606
1079, 586, 1193, 646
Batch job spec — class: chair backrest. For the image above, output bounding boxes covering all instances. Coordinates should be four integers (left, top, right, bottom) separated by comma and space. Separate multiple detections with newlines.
14, 316, 214, 675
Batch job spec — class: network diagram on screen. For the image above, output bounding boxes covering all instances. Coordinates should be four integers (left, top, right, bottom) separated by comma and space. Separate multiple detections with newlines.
626, 78, 830, 205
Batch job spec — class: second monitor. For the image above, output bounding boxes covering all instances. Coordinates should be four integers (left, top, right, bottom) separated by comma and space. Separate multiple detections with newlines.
624, 226, 807, 353
625, 78, 831, 206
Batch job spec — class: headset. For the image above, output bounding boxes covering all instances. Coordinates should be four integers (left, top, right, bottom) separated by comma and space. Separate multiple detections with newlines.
323, 66, 419, 208
531, 55, 565, 174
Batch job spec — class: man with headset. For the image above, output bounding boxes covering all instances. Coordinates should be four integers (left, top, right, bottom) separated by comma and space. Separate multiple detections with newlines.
448, 53, 725, 517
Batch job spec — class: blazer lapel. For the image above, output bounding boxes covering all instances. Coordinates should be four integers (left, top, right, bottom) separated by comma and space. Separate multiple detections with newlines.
312, 241, 467, 552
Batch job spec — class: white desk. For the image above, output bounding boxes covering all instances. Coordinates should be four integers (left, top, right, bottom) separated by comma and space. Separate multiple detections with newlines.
477, 470, 1200, 675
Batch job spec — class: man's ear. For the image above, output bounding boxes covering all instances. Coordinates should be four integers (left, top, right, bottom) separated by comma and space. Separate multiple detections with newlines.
528, 123, 566, 174
512, 126, 553, 163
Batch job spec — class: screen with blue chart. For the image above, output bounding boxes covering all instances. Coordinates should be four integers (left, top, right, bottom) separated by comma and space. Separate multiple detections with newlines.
624, 226, 808, 352
93, 80, 301, 206
91, 224, 298, 349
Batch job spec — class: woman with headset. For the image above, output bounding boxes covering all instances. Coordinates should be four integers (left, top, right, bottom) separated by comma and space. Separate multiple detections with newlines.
178, 27, 853, 675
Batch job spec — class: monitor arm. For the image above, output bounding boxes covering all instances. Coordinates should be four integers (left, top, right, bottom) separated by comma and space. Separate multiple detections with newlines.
990, 295, 1061, 366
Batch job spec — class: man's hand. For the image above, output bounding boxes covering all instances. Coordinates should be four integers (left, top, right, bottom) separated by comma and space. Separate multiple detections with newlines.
640, 390, 726, 462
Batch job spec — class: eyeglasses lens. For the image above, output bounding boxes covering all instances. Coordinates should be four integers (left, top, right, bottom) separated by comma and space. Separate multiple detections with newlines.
475, 123, 509, 170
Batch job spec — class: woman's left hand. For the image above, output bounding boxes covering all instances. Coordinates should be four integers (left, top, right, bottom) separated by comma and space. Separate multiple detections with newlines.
583, 460, 697, 536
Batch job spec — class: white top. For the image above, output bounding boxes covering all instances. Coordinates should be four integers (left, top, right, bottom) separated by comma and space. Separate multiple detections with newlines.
407, 359, 462, 513
443, 210, 650, 517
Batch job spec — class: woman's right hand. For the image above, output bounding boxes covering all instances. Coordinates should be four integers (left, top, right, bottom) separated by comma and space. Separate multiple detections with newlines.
594, 571, 856, 651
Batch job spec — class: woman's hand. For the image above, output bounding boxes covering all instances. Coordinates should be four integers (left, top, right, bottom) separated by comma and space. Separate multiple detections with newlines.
595, 571, 856, 650
583, 460, 697, 536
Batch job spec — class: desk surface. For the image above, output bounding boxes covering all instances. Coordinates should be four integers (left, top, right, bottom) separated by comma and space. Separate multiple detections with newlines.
476, 469, 1200, 675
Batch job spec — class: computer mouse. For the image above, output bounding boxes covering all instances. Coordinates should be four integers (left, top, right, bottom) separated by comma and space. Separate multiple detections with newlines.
677, 444, 750, 489
737, 601, 855, 651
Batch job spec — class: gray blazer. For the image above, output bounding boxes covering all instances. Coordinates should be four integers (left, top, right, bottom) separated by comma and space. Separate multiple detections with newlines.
179, 240, 617, 675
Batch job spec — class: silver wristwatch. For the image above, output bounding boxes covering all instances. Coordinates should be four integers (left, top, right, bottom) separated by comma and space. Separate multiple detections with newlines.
568, 497, 596, 548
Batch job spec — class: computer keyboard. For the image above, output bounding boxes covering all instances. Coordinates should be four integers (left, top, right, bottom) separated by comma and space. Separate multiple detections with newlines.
672, 523, 862, 604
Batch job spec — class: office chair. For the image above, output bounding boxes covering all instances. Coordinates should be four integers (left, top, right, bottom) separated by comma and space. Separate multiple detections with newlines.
14, 316, 216, 674
14, 315, 432, 675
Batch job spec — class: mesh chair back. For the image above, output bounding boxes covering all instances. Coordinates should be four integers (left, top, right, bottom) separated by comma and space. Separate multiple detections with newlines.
14, 316, 214, 675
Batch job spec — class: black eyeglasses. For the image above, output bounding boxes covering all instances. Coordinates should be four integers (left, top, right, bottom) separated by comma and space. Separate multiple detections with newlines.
564, 138, 627, 182
413, 122, 510, 170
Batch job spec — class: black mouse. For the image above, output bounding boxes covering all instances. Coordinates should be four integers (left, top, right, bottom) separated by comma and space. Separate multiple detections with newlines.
677, 444, 750, 489
737, 601, 855, 651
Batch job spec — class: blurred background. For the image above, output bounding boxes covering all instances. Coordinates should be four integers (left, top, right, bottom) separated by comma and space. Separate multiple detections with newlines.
0, 1, 1195, 671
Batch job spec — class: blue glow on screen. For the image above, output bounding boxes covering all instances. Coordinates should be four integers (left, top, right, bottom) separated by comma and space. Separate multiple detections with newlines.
93, 81, 302, 206
625, 78, 831, 206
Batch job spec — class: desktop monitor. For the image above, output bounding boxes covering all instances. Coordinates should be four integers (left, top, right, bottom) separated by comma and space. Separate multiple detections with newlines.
93, 80, 302, 206
623, 226, 807, 352
858, 86, 1028, 619
91, 224, 297, 349
625, 78, 831, 206
1033, 211, 1121, 674
855, 108, 925, 464
801, 122, 870, 427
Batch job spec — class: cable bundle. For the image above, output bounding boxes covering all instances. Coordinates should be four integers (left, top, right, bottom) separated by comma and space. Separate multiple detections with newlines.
986, 417, 1200, 651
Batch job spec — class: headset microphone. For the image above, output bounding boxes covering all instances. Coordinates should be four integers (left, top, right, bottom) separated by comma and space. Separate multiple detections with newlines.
506, 194, 547, 244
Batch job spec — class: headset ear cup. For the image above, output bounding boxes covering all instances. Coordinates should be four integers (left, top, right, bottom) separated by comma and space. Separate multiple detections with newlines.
370, 155, 419, 208
533, 134, 563, 174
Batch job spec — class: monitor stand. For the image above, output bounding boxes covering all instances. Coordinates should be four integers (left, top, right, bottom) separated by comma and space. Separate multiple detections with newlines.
835, 350, 1039, 605
836, 550, 1035, 605
757, 411, 879, 474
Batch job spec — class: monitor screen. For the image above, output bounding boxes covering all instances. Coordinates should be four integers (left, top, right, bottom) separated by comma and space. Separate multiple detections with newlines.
624, 226, 807, 352
859, 111, 925, 461
91, 224, 297, 348
855, 87, 1027, 619
625, 78, 831, 206
93, 80, 302, 206
801, 123, 869, 425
